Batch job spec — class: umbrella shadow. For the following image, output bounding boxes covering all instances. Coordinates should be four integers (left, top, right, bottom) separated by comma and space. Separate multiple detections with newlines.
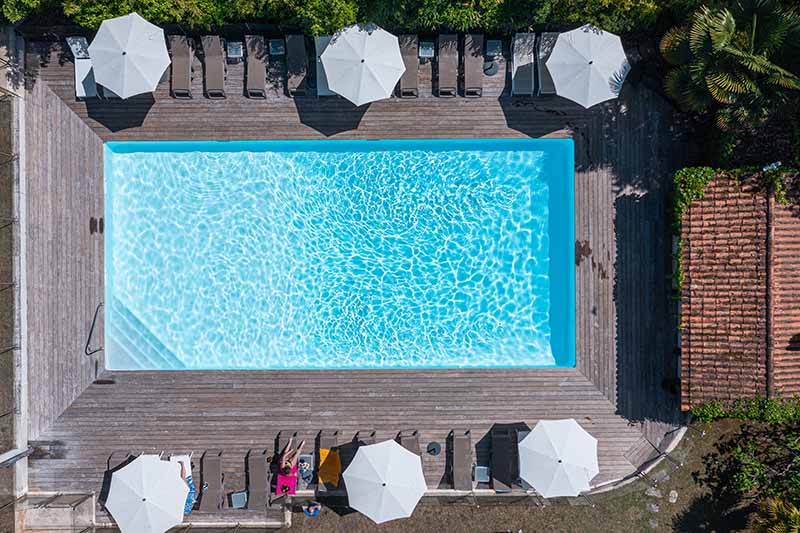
498, 95, 581, 137
293, 97, 370, 137
85, 92, 156, 132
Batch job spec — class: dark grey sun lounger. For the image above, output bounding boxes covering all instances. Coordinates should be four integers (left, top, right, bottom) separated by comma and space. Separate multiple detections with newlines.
314, 36, 334, 96
397, 430, 421, 456
512, 32, 536, 96
437, 34, 458, 97
286, 35, 308, 97
450, 430, 473, 491
463, 34, 484, 97
398, 35, 419, 98
490, 428, 515, 493
199, 450, 225, 511
200, 36, 226, 99
354, 430, 376, 445
537, 32, 559, 96
246, 449, 269, 509
245, 35, 267, 98
168, 35, 193, 99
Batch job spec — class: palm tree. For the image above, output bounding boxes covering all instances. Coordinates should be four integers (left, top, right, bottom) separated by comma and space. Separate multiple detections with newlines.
753, 498, 800, 533
660, 0, 800, 131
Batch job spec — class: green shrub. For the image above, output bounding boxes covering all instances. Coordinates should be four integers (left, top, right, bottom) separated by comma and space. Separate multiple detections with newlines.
690, 400, 727, 423
63, 0, 228, 28
672, 166, 715, 234
690, 397, 800, 423
291, 0, 358, 35
548, 0, 662, 34
10, 0, 711, 34
1, 0, 45, 22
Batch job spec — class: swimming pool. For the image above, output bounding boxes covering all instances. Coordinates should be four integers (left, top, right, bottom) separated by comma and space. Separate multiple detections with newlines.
104, 139, 574, 370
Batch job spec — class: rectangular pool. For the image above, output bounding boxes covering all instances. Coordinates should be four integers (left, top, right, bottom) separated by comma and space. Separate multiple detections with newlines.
104, 139, 575, 369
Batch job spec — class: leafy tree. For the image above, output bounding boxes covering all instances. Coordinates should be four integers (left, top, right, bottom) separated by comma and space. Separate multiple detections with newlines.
660, 0, 800, 131
1, 0, 44, 22
753, 498, 800, 533
705, 423, 800, 502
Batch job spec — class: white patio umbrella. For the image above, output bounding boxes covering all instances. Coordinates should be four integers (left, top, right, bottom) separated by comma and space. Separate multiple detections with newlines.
320, 23, 405, 106
546, 24, 630, 108
88, 12, 170, 99
342, 439, 426, 523
518, 419, 599, 498
105, 454, 188, 533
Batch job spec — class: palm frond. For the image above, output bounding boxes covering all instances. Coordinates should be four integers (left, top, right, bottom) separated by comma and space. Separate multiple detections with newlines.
689, 6, 716, 56
660, 26, 691, 65
708, 8, 737, 50
706, 71, 750, 94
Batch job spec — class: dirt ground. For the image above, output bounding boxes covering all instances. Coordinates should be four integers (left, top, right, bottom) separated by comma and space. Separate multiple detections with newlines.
286, 420, 753, 533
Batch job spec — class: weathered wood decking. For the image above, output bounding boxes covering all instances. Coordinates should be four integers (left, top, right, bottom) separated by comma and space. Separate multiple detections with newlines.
23, 74, 104, 439
22, 39, 689, 524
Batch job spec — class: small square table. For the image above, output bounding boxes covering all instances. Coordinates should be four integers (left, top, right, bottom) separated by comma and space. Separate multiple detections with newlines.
226, 41, 243, 64
419, 41, 435, 59
269, 39, 286, 56
486, 39, 503, 59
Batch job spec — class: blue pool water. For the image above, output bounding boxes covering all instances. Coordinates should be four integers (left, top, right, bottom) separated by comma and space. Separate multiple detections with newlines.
104, 139, 574, 370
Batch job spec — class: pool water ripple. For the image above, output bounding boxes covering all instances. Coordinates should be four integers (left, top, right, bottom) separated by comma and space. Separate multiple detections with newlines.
105, 139, 574, 369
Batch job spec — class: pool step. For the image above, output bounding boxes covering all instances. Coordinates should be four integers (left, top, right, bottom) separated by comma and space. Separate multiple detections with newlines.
106, 297, 186, 370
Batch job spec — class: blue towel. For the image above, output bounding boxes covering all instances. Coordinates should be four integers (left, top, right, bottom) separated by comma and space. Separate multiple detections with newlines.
184, 475, 196, 514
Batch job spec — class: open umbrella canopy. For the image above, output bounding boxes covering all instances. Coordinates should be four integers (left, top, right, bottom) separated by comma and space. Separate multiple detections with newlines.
518, 419, 599, 498
342, 439, 426, 523
546, 24, 629, 108
105, 454, 188, 533
88, 12, 170, 99
321, 23, 405, 106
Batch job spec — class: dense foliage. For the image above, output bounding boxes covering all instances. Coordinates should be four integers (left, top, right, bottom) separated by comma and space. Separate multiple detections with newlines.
660, 0, 800, 132
705, 422, 800, 504
1, 0, 694, 34
672, 166, 716, 233
691, 397, 800, 423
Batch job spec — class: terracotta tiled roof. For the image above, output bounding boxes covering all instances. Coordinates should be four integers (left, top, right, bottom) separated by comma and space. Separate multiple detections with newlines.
772, 175, 800, 397
680, 176, 769, 410
681, 173, 800, 410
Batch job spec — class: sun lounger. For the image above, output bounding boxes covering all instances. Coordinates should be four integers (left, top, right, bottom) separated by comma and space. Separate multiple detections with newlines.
450, 430, 473, 491
200, 35, 226, 99
537, 32, 559, 96
246, 449, 269, 510
463, 34, 483, 97
396, 430, 421, 456
99, 86, 121, 99
437, 34, 458, 97
511, 32, 535, 96
199, 450, 224, 511
245, 35, 267, 98
316, 430, 340, 493
490, 428, 515, 492
398, 35, 419, 98
286, 35, 308, 97
354, 430, 376, 445
168, 35, 193, 99
314, 36, 334, 96
66, 36, 96, 99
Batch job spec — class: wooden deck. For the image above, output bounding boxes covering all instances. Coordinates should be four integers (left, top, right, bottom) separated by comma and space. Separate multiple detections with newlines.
21, 38, 689, 524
